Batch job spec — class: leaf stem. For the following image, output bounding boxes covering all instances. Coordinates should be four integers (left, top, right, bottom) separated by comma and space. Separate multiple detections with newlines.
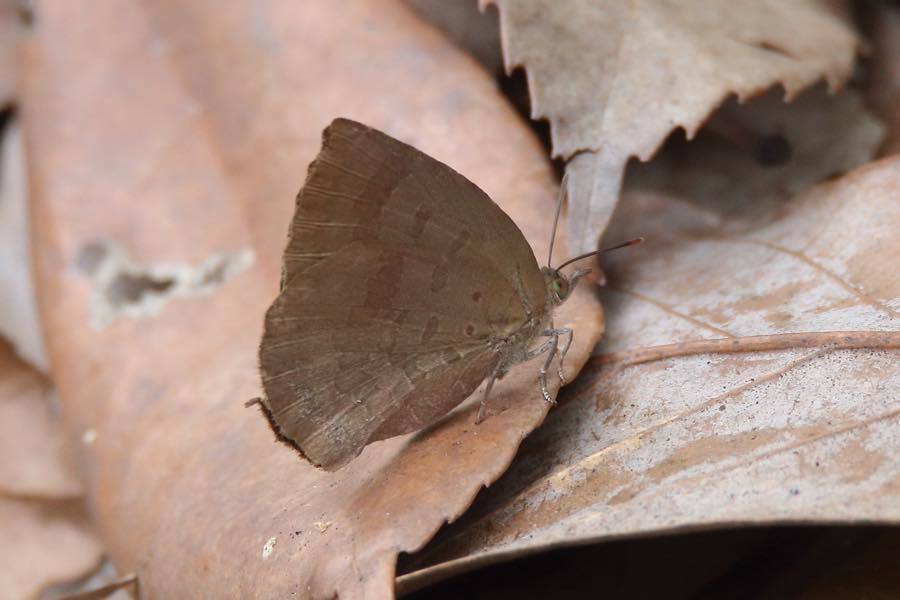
589, 330, 900, 370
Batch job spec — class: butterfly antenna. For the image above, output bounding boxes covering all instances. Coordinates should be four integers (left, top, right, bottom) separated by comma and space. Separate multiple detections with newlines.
553, 237, 643, 272
547, 173, 568, 268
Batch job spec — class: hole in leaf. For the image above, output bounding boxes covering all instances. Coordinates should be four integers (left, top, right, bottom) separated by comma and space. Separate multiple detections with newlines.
106, 272, 175, 307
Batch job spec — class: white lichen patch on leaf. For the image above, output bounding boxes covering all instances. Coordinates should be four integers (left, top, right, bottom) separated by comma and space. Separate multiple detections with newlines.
74, 240, 255, 328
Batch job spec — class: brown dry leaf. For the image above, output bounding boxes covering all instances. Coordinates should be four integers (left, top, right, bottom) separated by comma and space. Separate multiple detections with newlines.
0, 340, 101, 598
20, 0, 602, 597
406, 0, 503, 75
626, 83, 884, 215
486, 0, 859, 254
0, 339, 81, 497
398, 156, 900, 591
43, 563, 137, 600
0, 498, 103, 600
0, 119, 48, 371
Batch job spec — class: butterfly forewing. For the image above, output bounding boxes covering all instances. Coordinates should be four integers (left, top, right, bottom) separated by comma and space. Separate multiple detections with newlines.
259, 119, 547, 469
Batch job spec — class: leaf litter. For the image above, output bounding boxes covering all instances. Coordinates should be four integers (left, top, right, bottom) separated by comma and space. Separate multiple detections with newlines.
19, 1, 603, 598
400, 155, 900, 590
7, 0, 900, 597
486, 0, 860, 254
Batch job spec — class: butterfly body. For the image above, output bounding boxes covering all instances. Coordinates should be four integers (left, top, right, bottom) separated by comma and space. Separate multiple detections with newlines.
257, 119, 580, 470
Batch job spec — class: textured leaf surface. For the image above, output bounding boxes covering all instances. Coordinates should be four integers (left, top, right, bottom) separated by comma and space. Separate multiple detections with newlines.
400, 156, 900, 590
21, 0, 602, 597
486, 0, 859, 254
0, 340, 80, 498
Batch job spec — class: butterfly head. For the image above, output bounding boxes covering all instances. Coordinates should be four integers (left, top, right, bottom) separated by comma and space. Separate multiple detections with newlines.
543, 239, 642, 305
545, 177, 643, 307
543, 267, 591, 306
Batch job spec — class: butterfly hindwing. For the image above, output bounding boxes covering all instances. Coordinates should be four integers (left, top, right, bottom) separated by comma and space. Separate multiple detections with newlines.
259, 119, 547, 469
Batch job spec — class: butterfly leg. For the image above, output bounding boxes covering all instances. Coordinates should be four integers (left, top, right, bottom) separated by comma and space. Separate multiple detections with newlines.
476, 360, 503, 425
556, 327, 574, 384
538, 329, 561, 404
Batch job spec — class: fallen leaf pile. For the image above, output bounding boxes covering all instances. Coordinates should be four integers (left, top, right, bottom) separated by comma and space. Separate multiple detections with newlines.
487, 0, 859, 254
0, 0, 898, 598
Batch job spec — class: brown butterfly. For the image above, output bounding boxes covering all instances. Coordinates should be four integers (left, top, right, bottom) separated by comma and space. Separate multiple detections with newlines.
253, 118, 637, 470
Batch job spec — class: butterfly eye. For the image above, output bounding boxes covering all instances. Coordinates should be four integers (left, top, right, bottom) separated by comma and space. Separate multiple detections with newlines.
551, 277, 568, 299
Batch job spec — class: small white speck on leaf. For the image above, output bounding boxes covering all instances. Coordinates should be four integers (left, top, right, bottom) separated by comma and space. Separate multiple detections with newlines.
262, 536, 277, 559
82, 429, 98, 445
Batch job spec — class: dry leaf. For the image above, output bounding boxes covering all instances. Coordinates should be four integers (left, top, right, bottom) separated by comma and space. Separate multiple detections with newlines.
626, 84, 884, 215
43, 566, 137, 600
399, 156, 900, 589
406, 0, 503, 75
0, 339, 81, 497
486, 0, 859, 254
0, 119, 47, 371
20, 0, 602, 597
0, 339, 100, 598
0, 498, 103, 600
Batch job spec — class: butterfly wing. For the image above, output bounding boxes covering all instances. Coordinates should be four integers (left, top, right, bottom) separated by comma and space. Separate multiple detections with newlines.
259, 118, 547, 469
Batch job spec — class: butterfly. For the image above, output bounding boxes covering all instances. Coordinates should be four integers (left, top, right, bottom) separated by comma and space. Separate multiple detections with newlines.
253, 118, 637, 470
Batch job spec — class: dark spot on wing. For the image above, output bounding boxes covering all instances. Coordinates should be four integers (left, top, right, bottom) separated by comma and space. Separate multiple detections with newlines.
365, 251, 403, 307
472, 291, 482, 302
465, 324, 475, 336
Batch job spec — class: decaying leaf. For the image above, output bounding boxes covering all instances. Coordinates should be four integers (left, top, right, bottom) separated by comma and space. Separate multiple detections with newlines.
0, 119, 47, 371
42, 564, 137, 600
406, 0, 503, 75
486, 0, 859, 254
0, 497, 102, 599
0, 339, 81, 498
0, 338, 103, 599
21, 0, 602, 597
626, 84, 884, 215
399, 156, 900, 589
